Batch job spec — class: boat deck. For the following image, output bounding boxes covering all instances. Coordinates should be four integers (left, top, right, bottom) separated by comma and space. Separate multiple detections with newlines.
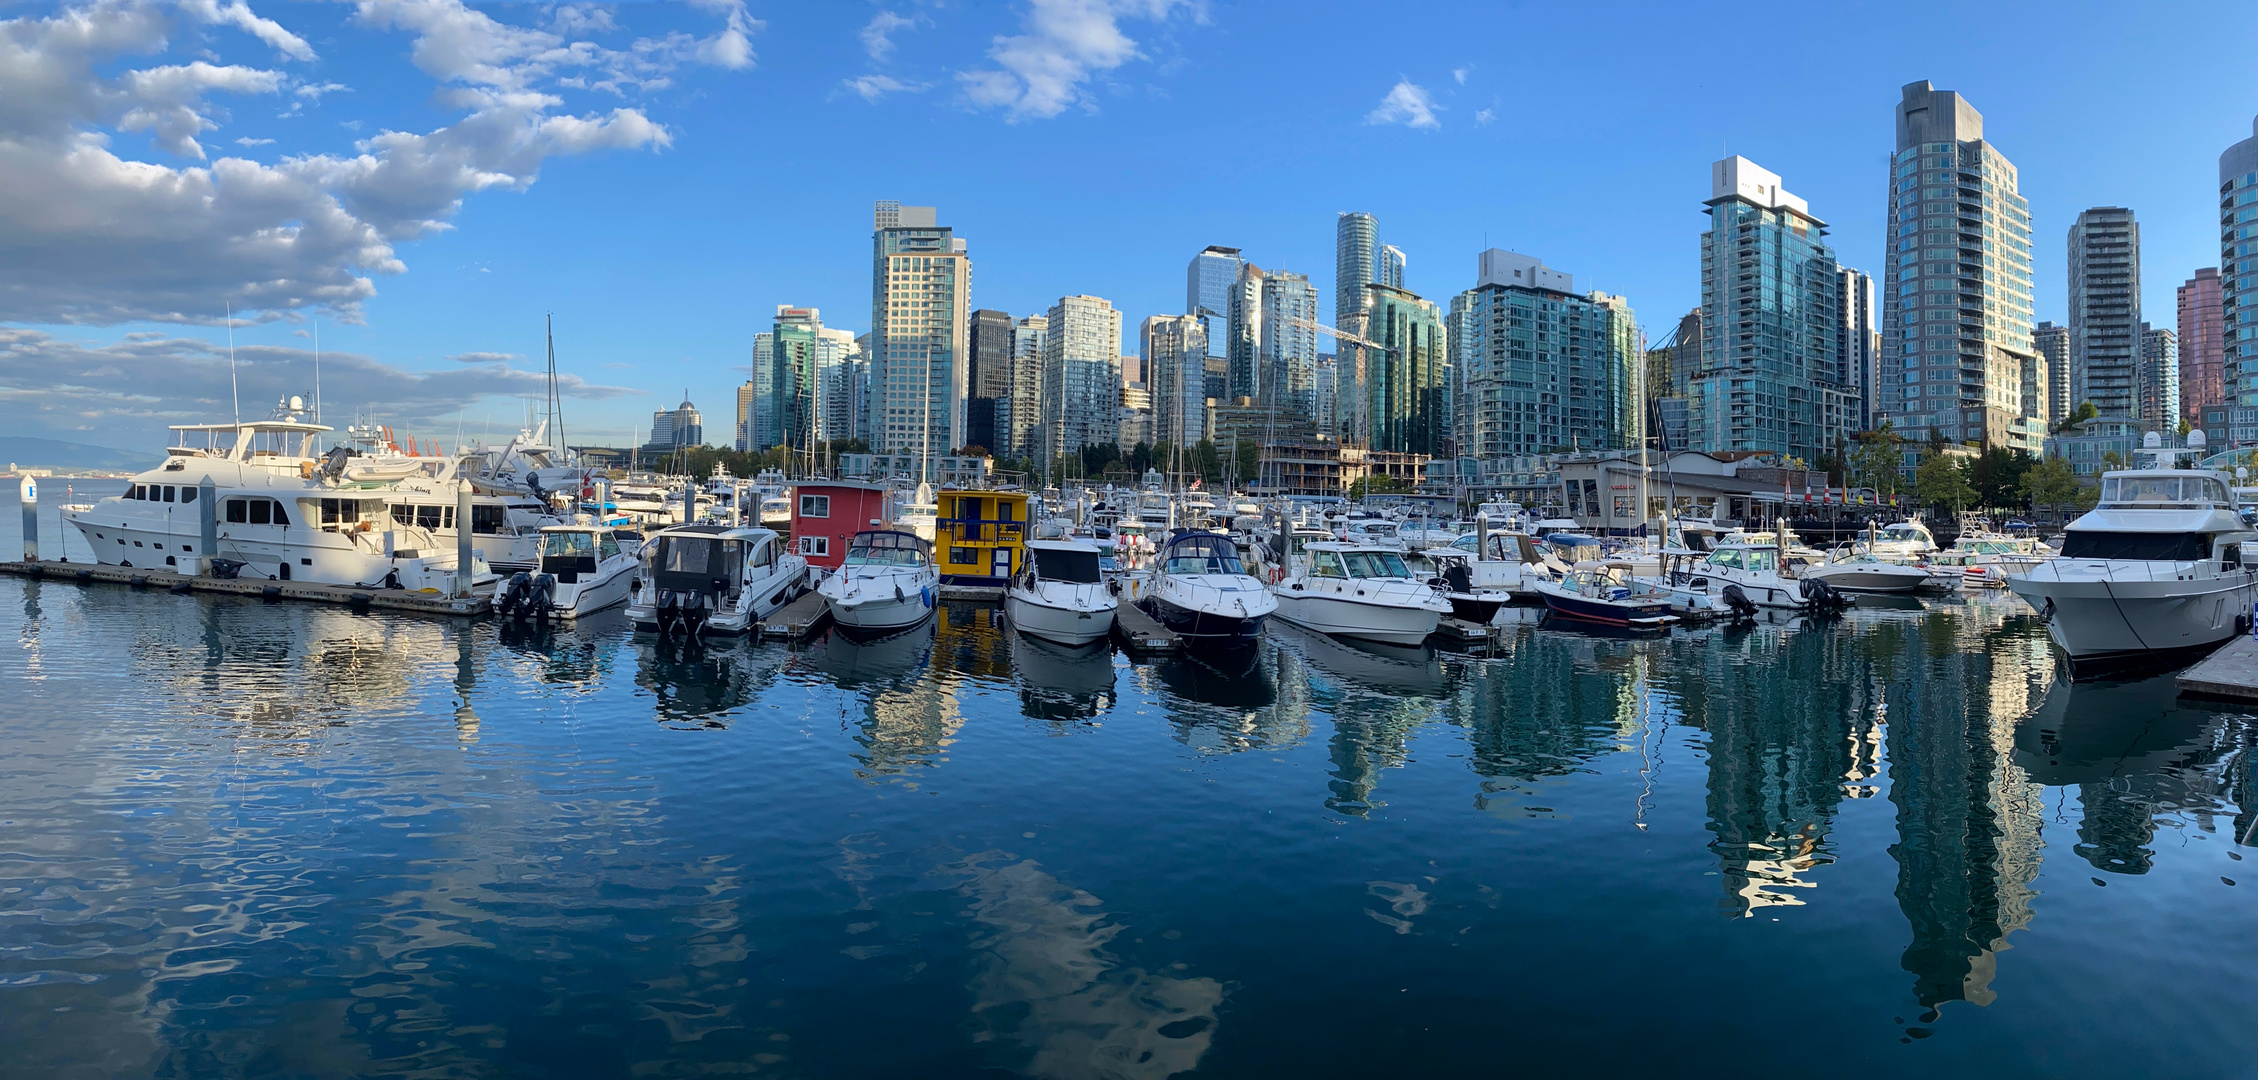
0, 559, 487, 617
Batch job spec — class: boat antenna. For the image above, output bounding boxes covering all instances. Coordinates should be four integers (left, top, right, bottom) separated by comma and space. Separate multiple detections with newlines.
225, 300, 240, 425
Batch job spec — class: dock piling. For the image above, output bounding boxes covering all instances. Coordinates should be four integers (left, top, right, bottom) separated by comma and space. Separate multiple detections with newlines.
455, 480, 474, 599
18, 475, 35, 562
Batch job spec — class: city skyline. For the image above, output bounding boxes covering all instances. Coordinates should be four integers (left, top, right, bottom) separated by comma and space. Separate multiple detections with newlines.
1, 0, 2255, 452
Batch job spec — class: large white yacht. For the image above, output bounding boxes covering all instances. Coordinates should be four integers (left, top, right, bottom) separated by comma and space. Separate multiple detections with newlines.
2007, 432, 2258, 674
62, 411, 491, 591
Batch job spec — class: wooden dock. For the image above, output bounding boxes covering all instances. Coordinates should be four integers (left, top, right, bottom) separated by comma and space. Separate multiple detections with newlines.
1432, 616, 1502, 646
0, 559, 487, 616
2177, 636, 2258, 701
761, 591, 830, 640
938, 584, 1004, 603
1111, 600, 1182, 654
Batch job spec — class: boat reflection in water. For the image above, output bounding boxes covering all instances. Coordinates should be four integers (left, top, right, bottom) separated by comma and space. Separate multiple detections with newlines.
631, 633, 790, 728
816, 617, 938, 688
1268, 619, 1453, 699
493, 606, 628, 688
1153, 644, 1274, 710
1012, 633, 1117, 723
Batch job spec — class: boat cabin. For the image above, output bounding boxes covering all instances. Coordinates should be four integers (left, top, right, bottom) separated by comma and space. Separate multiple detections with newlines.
791, 481, 890, 571
935, 489, 1029, 585
538, 526, 623, 583
1160, 532, 1246, 576
643, 525, 782, 596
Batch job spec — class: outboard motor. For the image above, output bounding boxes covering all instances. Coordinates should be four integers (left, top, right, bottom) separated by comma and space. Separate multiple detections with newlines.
1800, 579, 1849, 613
497, 571, 533, 617
497, 571, 556, 620
655, 588, 710, 637
317, 445, 354, 481
1720, 583, 1759, 622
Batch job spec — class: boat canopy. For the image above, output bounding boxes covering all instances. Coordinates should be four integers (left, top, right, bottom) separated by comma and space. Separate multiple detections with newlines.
1161, 532, 1244, 575
846, 530, 930, 567
1030, 543, 1102, 584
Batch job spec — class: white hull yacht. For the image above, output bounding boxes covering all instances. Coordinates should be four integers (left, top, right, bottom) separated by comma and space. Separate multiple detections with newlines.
495, 523, 640, 621
1006, 539, 1118, 646
2008, 434, 2258, 675
1140, 531, 1276, 645
819, 530, 939, 633
1269, 542, 1450, 645
628, 524, 808, 636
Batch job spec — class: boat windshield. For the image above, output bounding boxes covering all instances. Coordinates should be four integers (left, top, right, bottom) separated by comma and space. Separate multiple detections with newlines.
1343, 551, 1411, 579
542, 531, 597, 557
1032, 546, 1102, 584
2059, 530, 2213, 561
2099, 475, 2230, 508
1163, 534, 1244, 575
1878, 524, 1929, 542
846, 531, 930, 567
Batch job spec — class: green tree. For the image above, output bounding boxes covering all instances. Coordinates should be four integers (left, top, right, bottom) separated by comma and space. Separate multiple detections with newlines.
2100, 448, 2129, 471
1127, 441, 1154, 476
2054, 400, 2098, 434
1848, 422, 1907, 499
1349, 473, 1410, 500
1967, 447, 2033, 511
1191, 439, 1223, 483
2020, 453, 2081, 522
1915, 453, 1975, 514
1234, 439, 1261, 485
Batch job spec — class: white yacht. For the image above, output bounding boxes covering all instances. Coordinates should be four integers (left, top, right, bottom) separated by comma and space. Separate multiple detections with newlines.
1006, 539, 1118, 646
1867, 519, 1939, 560
1658, 539, 1847, 611
1139, 531, 1277, 645
1799, 550, 1931, 594
495, 523, 639, 620
62, 412, 492, 592
1269, 542, 1450, 645
2007, 433, 2258, 674
611, 480, 671, 525
628, 524, 808, 636
818, 530, 939, 633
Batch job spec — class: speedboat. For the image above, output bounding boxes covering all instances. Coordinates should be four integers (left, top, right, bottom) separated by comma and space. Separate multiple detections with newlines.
1533, 562, 1679, 629
1269, 541, 1450, 645
1866, 519, 1938, 560
61, 410, 495, 593
1800, 550, 1930, 594
1655, 539, 1848, 611
495, 523, 640, 620
1139, 531, 1277, 644
818, 530, 939, 633
2007, 432, 2258, 675
1006, 539, 1118, 646
628, 524, 808, 635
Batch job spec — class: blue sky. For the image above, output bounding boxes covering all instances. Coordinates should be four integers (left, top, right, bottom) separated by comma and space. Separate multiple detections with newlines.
5, 0, 2256, 452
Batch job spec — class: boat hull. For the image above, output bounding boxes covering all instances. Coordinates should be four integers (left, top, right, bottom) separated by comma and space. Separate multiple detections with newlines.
1270, 591, 1442, 645
1536, 587, 1675, 628
1005, 590, 1117, 646
1801, 564, 1928, 594
1144, 596, 1266, 643
2008, 571, 2256, 673
823, 573, 938, 632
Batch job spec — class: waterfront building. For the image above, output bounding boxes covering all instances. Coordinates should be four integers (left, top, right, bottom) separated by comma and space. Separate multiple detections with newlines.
1142, 313, 1209, 448
967, 309, 1013, 454
1186, 245, 1243, 367
2068, 207, 2142, 417
641, 397, 703, 456
1380, 244, 1406, 290
1364, 284, 1450, 457
1446, 249, 1640, 458
1312, 354, 1338, 435
1042, 296, 1123, 464
2221, 118, 2258, 414
1008, 316, 1047, 459
2033, 322, 2070, 426
2179, 268, 2225, 423
2140, 323, 2179, 429
1690, 157, 1854, 465
1227, 261, 1265, 402
820, 351, 868, 445
1644, 308, 1702, 450
1879, 82, 2042, 452
748, 330, 774, 448
1119, 381, 1153, 450
1261, 270, 1322, 423
1335, 213, 1381, 329
1839, 269, 1880, 430
869, 201, 971, 479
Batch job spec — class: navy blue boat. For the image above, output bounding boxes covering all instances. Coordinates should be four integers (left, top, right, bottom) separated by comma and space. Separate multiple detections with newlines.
1139, 531, 1278, 644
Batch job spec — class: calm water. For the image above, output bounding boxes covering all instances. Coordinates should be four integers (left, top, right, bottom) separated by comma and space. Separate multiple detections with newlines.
5, 489, 2258, 1077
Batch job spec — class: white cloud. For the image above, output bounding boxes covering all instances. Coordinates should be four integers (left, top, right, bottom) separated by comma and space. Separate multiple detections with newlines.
1452, 66, 1467, 85
1365, 80, 1439, 130
0, 0, 746, 327
1474, 107, 1493, 126
861, 11, 917, 61
447, 351, 520, 364
0, 327, 635, 446
957, 0, 1183, 121
235, 136, 275, 146
843, 74, 928, 102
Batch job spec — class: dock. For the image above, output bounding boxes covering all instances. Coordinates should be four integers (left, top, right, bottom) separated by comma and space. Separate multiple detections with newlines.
1433, 616, 1503, 646
0, 559, 487, 616
761, 591, 830, 640
1110, 600, 1182, 654
937, 584, 1004, 603
2177, 636, 2258, 700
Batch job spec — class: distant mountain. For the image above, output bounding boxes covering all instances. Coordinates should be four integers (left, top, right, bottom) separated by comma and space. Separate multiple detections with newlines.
0, 436, 151, 472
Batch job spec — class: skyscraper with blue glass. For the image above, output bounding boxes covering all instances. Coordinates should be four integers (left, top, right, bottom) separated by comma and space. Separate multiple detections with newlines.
2221, 118, 2258, 423
1689, 157, 1855, 465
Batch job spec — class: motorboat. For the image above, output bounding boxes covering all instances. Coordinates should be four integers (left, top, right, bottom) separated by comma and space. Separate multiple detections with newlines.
495, 523, 639, 621
628, 524, 808, 636
1269, 541, 1452, 645
758, 495, 793, 529
1139, 531, 1277, 644
1866, 519, 1938, 560
818, 530, 939, 633
61, 410, 495, 593
1799, 550, 1931, 594
1655, 539, 1848, 611
1430, 529, 1554, 612
2007, 432, 2258, 674
1935, 532, 2052, 589
1533, 562, 1679, 629
1006, 539, 1118, 646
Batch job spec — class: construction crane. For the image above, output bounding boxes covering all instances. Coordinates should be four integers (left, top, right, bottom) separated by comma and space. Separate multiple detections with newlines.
1284, 316, 1393, 354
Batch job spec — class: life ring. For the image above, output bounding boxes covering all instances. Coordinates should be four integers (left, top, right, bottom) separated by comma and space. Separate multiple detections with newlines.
1268, 565, 1282, 584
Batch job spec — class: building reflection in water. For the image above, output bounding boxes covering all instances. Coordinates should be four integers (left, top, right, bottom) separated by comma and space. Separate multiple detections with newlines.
1455, 627, 1644, 823
817, 619, 961, 782
1269, 627, 1454, 817
1011, 634, 1117, 725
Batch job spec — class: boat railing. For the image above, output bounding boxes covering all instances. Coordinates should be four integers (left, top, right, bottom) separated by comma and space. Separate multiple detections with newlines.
937, 519, 1025, 544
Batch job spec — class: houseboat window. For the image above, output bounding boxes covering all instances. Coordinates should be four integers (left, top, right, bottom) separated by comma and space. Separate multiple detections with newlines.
800, 494, 830, 518
1311, 552, 1346, 578
542, 531, 597, 558
950, 547, 977, 567
799, 536, 829, 557
2059, 531, 2213, 561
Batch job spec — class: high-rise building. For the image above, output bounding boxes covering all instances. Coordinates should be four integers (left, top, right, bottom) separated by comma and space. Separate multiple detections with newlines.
1335, 213, 1380, 328
1689, 157, 1854, 464
2140, 323, 2180, 428
2221, 118, 2258, 414
1446, 249, 1641, 458
748, 330, 775, 448
869, 202, 971, 478
1227, 261, 1265, 401
2068, 207, 2142, 417
641, 397, 703, 456
1380, 244, 1406, 291
1142, 314, 1209, 448
1312, 354, 1338, 436
819, 349, 867, 446
1838, 268, 1881, 430
1006, 315, 1048, 459
2033, 321, 2070, 426
1042, 296, 1123, 463
757, 306, 855, 454
1186, 246, 1243, 366
967, 308, 1014, 454
1879, 82, 2042, 452
1364, 284, 1449, 456
734, 380, 757, 452
2179, 269, 2225, 423
1260, 270, 1322, 422
1118, 379, 1153, 449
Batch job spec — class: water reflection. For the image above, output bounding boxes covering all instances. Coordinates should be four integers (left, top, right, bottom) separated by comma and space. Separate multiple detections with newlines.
2017, 681, 2258, 873
633, 635, 789, 728
1457, 628, 1639, 821
1012, 635, 1117, 724
815, 620, 958, 781
1153, 647, 1302, 756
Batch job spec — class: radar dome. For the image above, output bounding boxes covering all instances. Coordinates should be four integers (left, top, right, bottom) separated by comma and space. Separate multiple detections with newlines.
288, 395, 305, 412
2189, 428, 2208, 450
2143, 431, 2163, 449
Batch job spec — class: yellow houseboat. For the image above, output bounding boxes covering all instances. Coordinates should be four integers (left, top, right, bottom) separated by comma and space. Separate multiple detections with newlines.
935, 489, 1028, 586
